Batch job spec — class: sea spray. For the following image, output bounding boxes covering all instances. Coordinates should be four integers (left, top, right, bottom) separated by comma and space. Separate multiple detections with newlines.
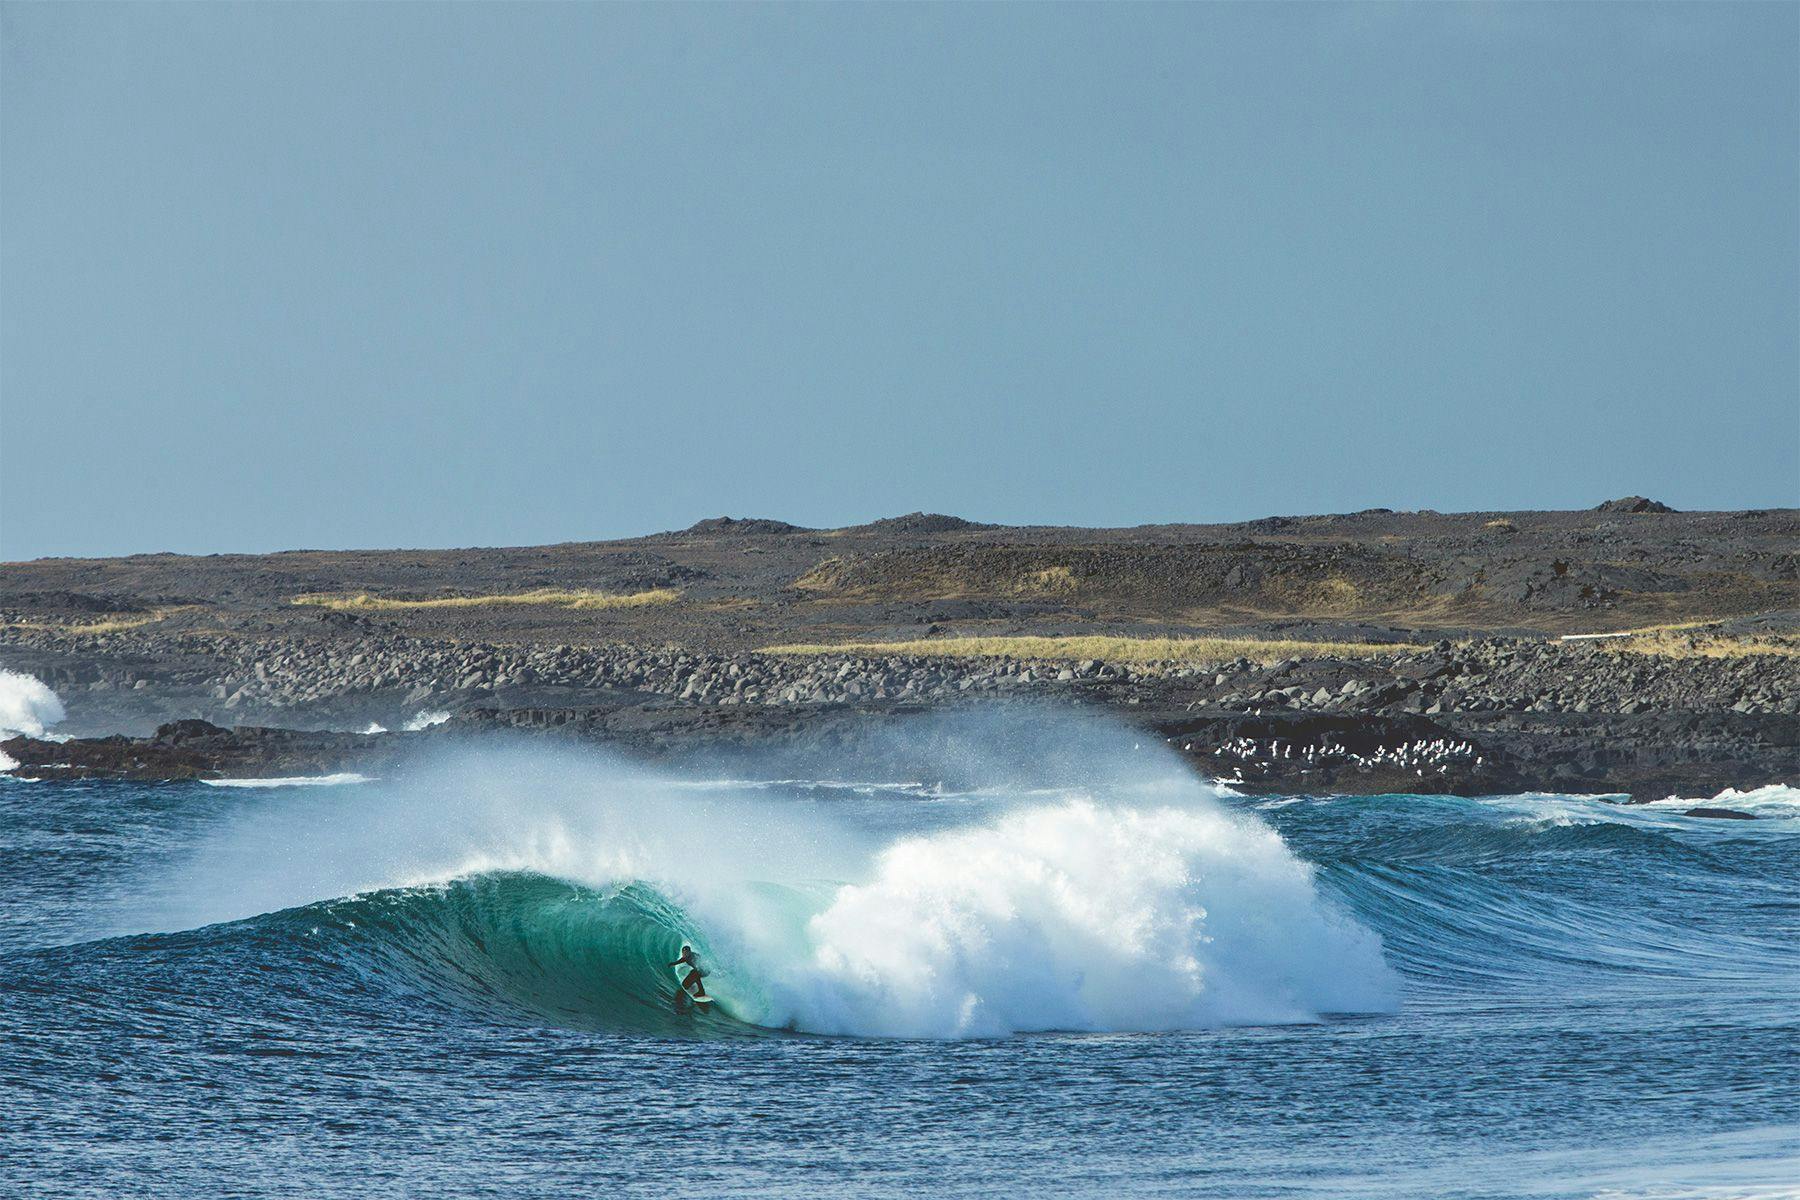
141, 746, 876, 937
0, 669, 66, 741
0, 670, 67, 768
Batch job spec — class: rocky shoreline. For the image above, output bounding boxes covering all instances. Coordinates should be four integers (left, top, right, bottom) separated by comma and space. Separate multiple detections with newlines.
3, 505, 1795, 801
5, 626, 1794, 802
5, 622, 1795, 726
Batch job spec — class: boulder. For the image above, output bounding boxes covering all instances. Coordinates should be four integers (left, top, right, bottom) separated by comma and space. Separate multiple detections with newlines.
1593, 496, 1676, 514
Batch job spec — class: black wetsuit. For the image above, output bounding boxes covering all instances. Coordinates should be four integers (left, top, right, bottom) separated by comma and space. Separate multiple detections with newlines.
670, 953, 706, 998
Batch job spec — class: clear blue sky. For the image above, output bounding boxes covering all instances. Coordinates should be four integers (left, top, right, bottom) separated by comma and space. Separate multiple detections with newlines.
2, 2, 1795, 559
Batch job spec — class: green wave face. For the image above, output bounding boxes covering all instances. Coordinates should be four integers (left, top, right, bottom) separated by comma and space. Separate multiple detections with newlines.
287, 873, 799, 1037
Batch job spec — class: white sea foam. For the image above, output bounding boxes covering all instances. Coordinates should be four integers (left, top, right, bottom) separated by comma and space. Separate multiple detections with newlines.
1649, 784, 1800, 818
1481, 786, 1800, 828
351, 710, 448, 736
201, 773, 374, 789
760, 796, 1397, 1036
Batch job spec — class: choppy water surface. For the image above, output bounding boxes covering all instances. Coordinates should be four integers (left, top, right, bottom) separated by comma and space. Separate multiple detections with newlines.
2, 743, 1796, 1199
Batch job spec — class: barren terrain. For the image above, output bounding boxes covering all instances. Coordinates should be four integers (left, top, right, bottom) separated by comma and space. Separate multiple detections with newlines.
4, 501, 1796, 801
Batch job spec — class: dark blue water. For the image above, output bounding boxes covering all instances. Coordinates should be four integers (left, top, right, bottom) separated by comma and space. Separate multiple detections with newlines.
3, 756, 1796, 1199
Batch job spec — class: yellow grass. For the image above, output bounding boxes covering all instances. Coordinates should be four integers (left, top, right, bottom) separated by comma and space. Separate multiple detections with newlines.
1018, 566, 1078, 594
1264, 574, 1365, 614
1559, 619, 1800, 658
1578, 619, 1717, 636
2, 606, 193, 634
795, 560, 1079, 598
1313, 576, 1362, 608
759, 634, 1423, 666
293, 588, 681, 612
1602, 631, 1800, 659
566, 588, 682, 610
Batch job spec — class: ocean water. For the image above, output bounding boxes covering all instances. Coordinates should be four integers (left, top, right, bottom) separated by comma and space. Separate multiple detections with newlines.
2, 736, 1796, 1199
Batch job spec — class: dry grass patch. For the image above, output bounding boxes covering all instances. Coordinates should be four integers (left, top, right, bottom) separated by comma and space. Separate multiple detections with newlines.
3, 606, 195, 635
1602, 631, 1800, 659
293, 588, 681, 612
793, 558, 1082, 599
760, 634, 1422, 666
1017, 566, 1078, 594
1265, 574, 1366, 614
1562, 620, 1800, 658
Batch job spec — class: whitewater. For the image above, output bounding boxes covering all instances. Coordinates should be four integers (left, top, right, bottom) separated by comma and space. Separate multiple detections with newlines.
0, 667, 67, 769
109, 743, 1399, 1040
2, 714, 1796, 1198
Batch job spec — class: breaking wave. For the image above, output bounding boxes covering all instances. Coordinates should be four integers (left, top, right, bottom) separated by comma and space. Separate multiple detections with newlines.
0, 669, 65, 741
130, 744, 1400, 1039
0, 669, 67, 768
359, 710, 452, 735
200, 773, 374, 789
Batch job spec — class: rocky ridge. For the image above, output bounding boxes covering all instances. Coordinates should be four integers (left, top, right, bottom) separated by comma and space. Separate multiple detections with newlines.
5, 625, 1794, 728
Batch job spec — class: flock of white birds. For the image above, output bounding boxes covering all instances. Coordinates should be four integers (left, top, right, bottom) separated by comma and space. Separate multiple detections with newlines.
1180, 734, 1483, 781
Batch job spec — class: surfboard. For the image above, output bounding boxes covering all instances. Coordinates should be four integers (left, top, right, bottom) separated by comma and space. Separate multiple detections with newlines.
674, 964, 714, 1008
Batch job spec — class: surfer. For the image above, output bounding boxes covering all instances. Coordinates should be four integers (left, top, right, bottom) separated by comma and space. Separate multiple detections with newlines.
669, 944, 708, 1000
